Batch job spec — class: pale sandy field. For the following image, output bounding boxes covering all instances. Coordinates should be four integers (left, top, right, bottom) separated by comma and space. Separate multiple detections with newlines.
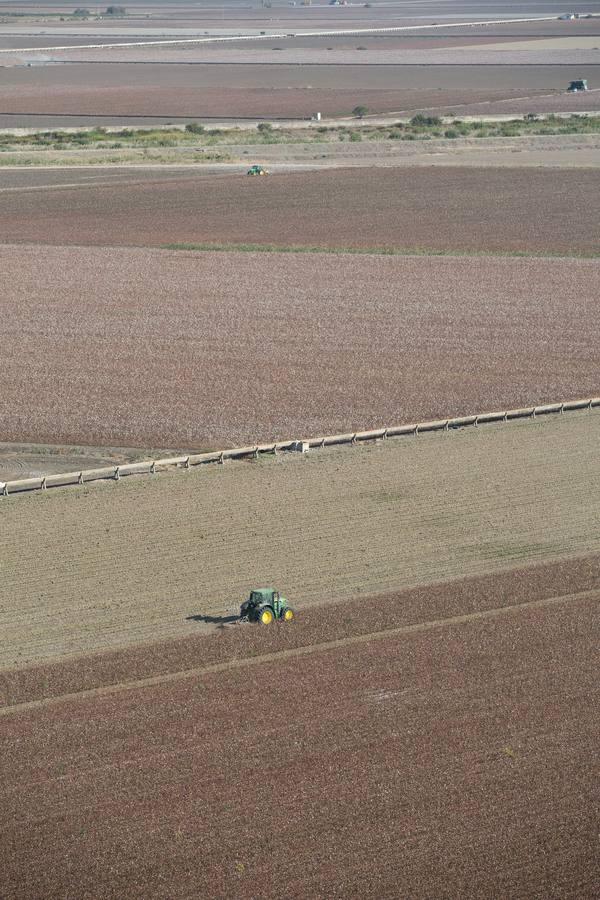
1, 412, 599, 668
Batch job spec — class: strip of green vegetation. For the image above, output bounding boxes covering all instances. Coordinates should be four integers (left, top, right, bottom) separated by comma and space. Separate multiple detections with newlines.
1, 114, 599, 153
164, 242, 600, 260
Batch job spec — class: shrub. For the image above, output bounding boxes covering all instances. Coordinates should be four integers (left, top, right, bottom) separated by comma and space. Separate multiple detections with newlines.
444, 129, 459, 139
257, 122, 273, 133
352, 105, 368, 119
349, 132, 362, 142
185, 122, 205, 134
410, 114, 442, 127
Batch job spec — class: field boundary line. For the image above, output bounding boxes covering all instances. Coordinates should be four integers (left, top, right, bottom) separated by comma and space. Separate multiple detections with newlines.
1, 588, 595, 717
1, 395, 598, 499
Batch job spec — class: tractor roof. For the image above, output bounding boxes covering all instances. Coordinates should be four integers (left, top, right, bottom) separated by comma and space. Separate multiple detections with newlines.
250, 587, 277, 598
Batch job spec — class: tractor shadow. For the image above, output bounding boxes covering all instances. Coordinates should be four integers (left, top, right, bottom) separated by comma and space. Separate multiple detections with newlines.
186, 613, 240, 628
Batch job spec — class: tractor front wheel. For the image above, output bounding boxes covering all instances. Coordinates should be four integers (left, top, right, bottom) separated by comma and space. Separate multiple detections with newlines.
283, 608, 295, 622
259, 607, 274, 625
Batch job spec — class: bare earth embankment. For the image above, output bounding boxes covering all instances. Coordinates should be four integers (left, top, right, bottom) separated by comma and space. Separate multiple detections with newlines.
1, 412, 599, 669
0, 245, 598, 451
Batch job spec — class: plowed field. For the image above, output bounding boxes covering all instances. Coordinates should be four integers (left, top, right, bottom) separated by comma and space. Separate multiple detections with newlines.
1, 412, 599, 669
0, 245, 598, 451
2, 167, 599, 254
2, 552, 599, 709
2, 62, 597, 122
1, 580, 598, 898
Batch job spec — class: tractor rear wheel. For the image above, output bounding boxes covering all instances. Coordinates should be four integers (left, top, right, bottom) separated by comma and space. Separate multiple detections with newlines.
283, 608, 295, 622
259, 607, 274, 625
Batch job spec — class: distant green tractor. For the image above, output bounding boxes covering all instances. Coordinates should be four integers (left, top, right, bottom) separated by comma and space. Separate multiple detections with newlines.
240, 588, 295, 624
247, 164, 269, 175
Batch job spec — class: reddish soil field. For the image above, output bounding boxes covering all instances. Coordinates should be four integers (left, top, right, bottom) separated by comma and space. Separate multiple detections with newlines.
3, 553, 599, 708
420, 89, 600, 118
0, 245, 598, 448
2, 166, 598, 254
0, 82, 546, 121
1, 62, 594, 120
1, 579, 598, 898
54, 35, 586, 64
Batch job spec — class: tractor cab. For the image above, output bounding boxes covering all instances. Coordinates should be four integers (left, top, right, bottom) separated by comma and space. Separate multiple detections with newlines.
240, 588, 295, 624
568, 79, 588, 92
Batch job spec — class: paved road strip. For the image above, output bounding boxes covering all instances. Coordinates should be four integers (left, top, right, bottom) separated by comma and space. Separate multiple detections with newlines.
2, 587, 596, 717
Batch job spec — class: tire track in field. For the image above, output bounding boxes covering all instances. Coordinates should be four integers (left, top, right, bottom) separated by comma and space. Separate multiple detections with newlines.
2, 587, 595, 718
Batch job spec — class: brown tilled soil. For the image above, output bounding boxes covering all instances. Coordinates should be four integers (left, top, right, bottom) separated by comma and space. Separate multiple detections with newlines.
1, 412, 599, 669
420, 88, 600, 118
1, 62, 595, 119
0, 35, 540, 54
2, 553, 599, 709
53, 44, 598, 65
0, 245, 598, 450
3, 167, 598, 253
1, 586, 598, 899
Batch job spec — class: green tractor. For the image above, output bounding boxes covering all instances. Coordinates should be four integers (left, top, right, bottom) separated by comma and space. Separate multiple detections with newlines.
247, 164, 269, 176
240, 588, 295, 625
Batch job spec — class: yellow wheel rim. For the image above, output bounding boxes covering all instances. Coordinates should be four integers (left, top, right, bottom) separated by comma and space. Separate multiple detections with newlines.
284, 609, 294, 622
260, 609, 274, 625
